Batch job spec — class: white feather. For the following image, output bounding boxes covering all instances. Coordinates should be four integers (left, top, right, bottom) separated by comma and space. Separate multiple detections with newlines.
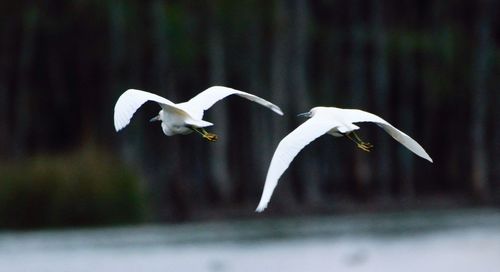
256, 117, 341, 212
113, 89, 188, 131
182, 86, 284, 119
256, 106, 433, 212
113, 86, 283, 137
336, 108, 433, 162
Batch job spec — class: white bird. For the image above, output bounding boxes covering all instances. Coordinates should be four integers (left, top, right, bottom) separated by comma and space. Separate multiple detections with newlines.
114, 86, 283, 141
255, 106, 433, 212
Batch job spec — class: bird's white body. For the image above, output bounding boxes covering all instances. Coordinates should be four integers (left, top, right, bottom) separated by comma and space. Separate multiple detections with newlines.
158, 109, 193, 136
255, 106, 433, 212
113, 86, 283, 136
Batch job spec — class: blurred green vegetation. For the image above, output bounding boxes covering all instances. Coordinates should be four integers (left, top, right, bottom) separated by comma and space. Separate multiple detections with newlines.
0, 147, 147, 229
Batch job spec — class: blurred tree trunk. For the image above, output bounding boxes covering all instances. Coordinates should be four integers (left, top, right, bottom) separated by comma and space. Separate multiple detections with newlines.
421, 1, 442, 193
371, 0, 392, 198
349, 0, 371, 198
124, 3, 147, 170
107, 0, 126, 147
14, 7, 38, 157
208, 2, 231, 203
291, 0, 321, 207
46, 28, 69, 148
148, 0, 186, 218
0, 21, 14, 158
470, 0, 493, 199
150, 0, 169, 93
75, 14, 97, 146
397, 36, 416, 199
108, 1, 145, 181
247, 3, 271, 204
494, 15, 500, 193
396, 0, 418, 199
108, 0, 126, 126
269, 0, 295, 210
493, 72, 500, 194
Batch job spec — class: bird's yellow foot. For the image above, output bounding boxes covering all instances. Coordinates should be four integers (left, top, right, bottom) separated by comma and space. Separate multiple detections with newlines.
357, 142, 373, 152
346, 132, 373, 152
203, 132, 218, 142
191, 126, 218, 142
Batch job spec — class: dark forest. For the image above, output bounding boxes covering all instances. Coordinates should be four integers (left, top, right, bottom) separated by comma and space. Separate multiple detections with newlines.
0, 0, 499, 228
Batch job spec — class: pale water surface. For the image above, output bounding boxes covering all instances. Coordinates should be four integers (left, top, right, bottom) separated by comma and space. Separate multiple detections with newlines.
1, 208, 499, 272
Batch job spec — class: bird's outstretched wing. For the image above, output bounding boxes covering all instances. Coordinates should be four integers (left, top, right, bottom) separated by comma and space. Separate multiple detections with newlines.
341, 109, 433, 162
256, 117, 340, 212
113, 89, 187, 131
184, 86, 284, 118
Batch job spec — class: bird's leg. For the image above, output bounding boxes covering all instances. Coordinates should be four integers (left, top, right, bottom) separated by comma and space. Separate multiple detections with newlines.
200, 128, 218, 142
346, 132, 373, 152
191, 127, 218, 142
352, 131, 373, 148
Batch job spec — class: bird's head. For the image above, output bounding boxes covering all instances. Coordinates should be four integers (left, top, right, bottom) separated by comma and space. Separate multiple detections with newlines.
297, 111, 313, 118
298, 107, 325, 118
149, 110, 162, 122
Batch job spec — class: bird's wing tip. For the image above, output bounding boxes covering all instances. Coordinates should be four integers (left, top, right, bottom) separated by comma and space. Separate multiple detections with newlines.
420, 152, 433, 163
273, 106, 284, 116
255, 204, 267, 213
114, 121, 125, 132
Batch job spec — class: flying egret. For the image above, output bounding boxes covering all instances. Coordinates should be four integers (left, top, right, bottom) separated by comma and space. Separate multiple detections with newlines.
114, 86, 283, 141
255, 106, 433, 212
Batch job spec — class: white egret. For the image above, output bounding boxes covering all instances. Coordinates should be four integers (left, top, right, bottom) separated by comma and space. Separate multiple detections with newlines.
256, 106, 433, 212
114, 86, 283, 141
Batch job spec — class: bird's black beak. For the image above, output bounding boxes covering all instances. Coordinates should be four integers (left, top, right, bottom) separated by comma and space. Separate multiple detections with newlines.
149, 115, 160, 122
297, 112, 311, 118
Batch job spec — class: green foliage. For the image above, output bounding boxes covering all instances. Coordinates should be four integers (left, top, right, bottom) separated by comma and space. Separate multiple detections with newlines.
0, 148, 147, 229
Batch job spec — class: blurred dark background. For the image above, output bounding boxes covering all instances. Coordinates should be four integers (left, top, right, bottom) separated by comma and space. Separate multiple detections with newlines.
0, 0, 499, 229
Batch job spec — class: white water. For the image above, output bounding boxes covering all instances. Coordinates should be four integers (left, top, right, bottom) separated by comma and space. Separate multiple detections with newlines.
1, 209, 499, 272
